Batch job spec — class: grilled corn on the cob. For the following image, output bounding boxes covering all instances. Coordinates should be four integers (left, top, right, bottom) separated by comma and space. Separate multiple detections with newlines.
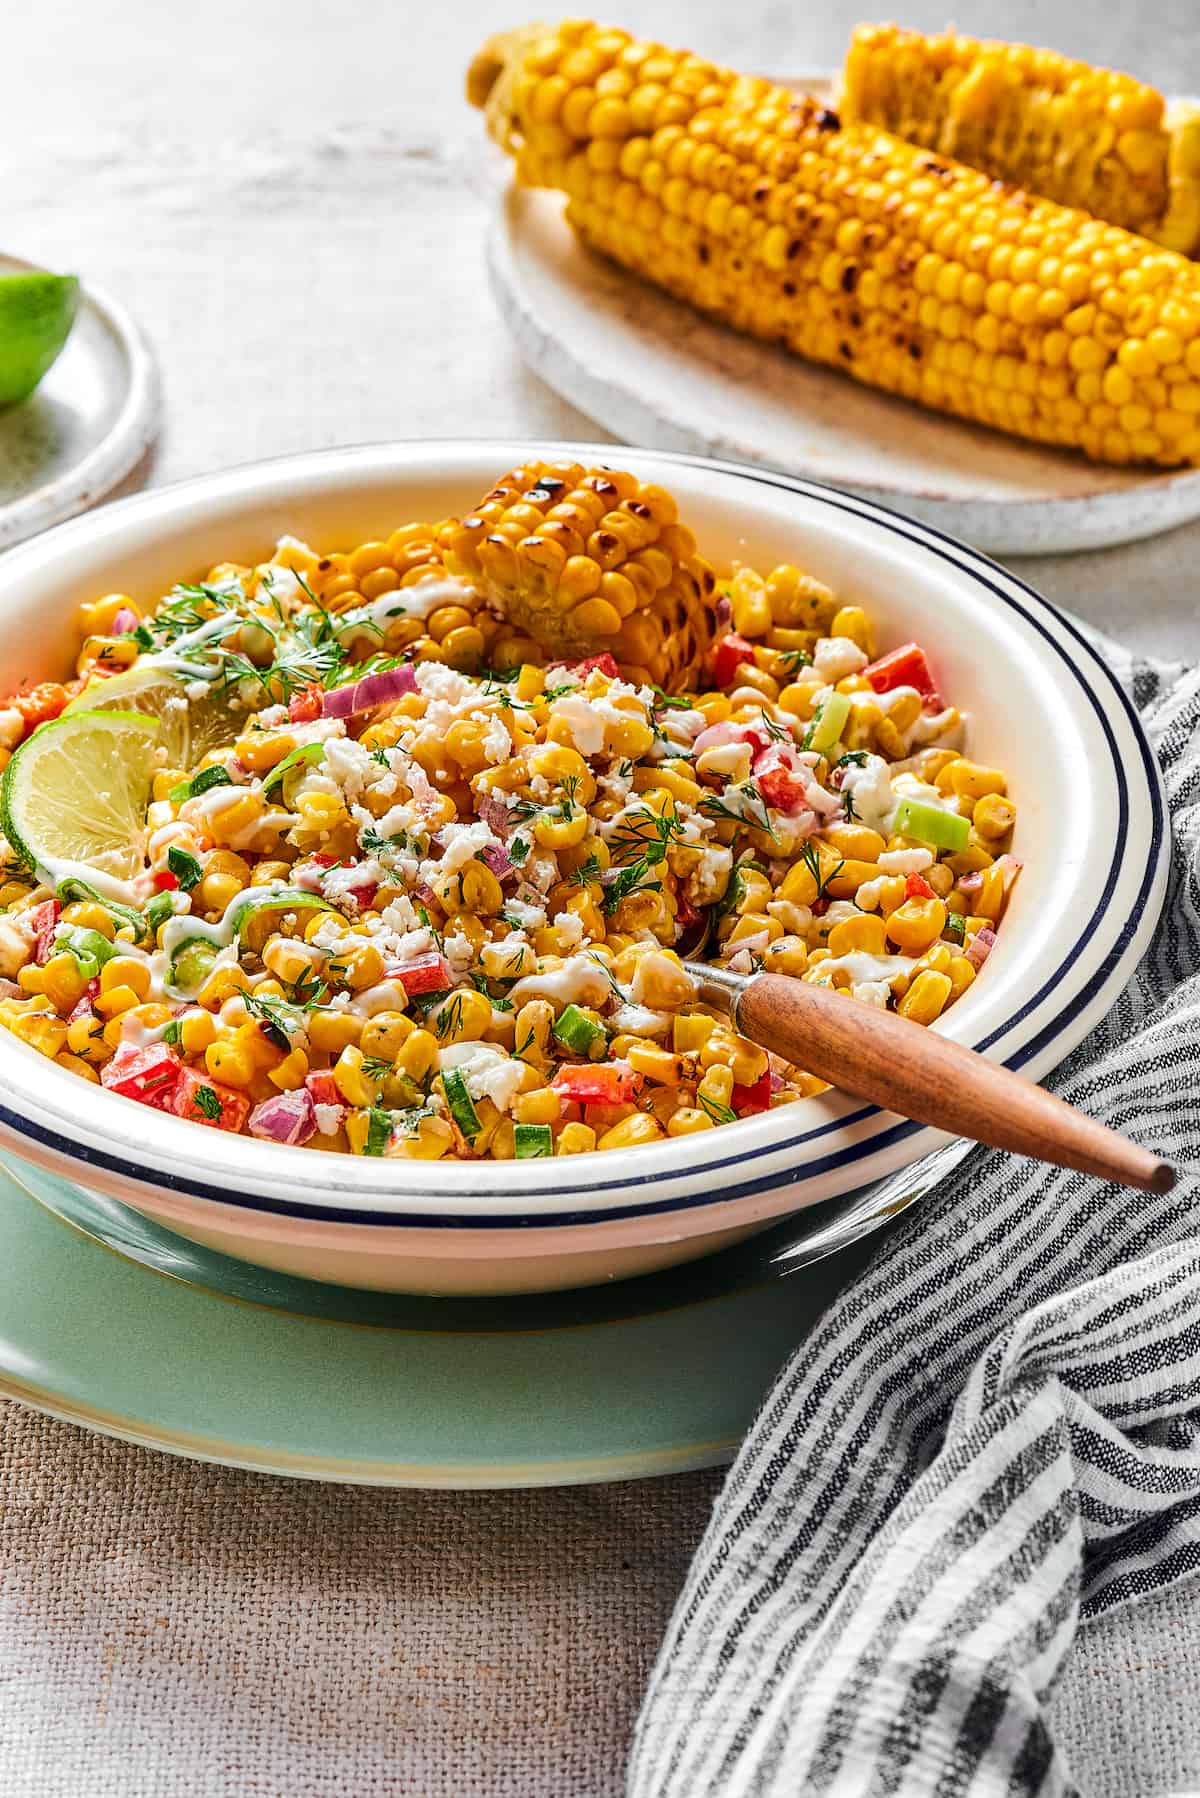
439, 462, 715, 686
471, 21, 1200, 468
840, 24, 1200, 258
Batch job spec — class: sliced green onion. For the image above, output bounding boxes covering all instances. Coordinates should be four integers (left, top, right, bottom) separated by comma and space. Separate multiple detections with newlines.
54, 878, 150, 945
442, 1067, 482, 1141
802, 690, 851, 755
167, 937, 219, 998
167, 844, 203, 891
57, 924, 119, 979
145, 891, 176, 934
514, 1122, 554, 1159
364, 1106, 393, 1156
554, 1003, 604, 1055
892, 797, 970, 853
169, 764, 233, 804
229, 887, 332, 943
261, 741, 325, 798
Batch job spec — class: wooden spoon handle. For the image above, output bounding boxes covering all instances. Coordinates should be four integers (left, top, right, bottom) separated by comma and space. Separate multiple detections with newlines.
734, 973, 1174, 1194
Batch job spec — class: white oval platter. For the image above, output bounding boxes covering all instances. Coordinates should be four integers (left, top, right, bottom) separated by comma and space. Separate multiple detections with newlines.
485, 78, 1200, 557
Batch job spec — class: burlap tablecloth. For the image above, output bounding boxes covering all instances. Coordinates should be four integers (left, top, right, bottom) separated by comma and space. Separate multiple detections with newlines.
1, 1, 1198, 1790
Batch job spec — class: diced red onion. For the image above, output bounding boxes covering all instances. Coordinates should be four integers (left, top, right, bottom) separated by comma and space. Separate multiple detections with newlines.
111, 607, 139, 636
249, 1088, 316, 1146
694, 719, 770, 756
477, 793, 515, 836
965, 926, 997, 970
996, 854, 1024, 889
715, 595, 732, 625
320, 663, 418, 719
67, 978, 100, 1022
480, 843, 512, 879
957, 870, 984, 895
769, 1071, 786, 1093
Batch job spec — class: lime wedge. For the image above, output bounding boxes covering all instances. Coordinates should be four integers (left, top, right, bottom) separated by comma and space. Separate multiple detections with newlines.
0, 272, 80, 409
2, 710, 159, 892
67, 662, 235, 769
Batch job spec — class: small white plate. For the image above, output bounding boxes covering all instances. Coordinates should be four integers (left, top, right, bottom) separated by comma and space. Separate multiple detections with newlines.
0, 254, 160, 551
486, 79, 1200, 557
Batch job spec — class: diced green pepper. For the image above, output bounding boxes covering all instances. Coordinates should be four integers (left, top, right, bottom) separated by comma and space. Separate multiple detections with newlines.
891, 797, 970, 853
442, 1067, 482, 1142
514, 1123, 554, 1159
943, 911, 966, 947
802, 690, 851, 755
554, 1003, 604, 1055
228, 887, 332, 943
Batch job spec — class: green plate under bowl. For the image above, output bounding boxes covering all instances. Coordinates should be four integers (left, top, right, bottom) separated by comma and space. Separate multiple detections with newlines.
0, 1148, 959, 1487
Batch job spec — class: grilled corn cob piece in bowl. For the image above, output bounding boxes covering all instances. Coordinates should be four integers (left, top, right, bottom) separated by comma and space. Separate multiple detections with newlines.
840, 24, 1200, 258
470, 21, 1200, 469
438, 460, 715, 686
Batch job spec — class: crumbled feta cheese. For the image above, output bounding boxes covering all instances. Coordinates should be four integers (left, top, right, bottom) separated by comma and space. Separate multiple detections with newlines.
482, 714, 512, 763
437, 1042, 527, 1112
877, 847, 934, 875
444, 929, 477, 976
430, 820, 502, 877
503, 898, 546, 930
551, 910, 585, 950
691, 844, 733, 906
813, 636, 868, 682
313, 1103, 343, 1136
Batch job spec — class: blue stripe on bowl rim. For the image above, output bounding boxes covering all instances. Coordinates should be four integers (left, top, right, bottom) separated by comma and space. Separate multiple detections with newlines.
0, 448, 1167, 1230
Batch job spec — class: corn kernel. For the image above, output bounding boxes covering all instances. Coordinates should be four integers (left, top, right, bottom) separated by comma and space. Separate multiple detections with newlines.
897, 969, 953, 1026
627, 1044, 682, 1084
307, 1009, 363, 1054
667, 1106, 716, 1135
39, 953, 89, 1012
885, 897, 947, 954
180, 1010, 218, 1055
204, 1040, 256, 1089
513, 1086, 562, 1125
269, 1047, 310, 1091
598, 1112, 664, 1150
99, 957, 151, 1001
557, 1121, 597, 1155
395, 1027, 438, 1081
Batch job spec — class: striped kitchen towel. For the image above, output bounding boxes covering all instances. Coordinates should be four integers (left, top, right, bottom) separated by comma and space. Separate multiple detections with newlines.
630, 641, 1200, 1798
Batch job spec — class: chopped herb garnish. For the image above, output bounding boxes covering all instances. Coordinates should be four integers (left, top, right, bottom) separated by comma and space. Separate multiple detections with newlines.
699, 1092, 737, 1125
170, 764, 234, 804
834, 751, 870, 769
192, 1084, 223, 1121
364, 1107, 393, 1155
799, 840, 845, 900
434, 992, 465, 1039
509, 835, 529, 866
167, 845, 203, 891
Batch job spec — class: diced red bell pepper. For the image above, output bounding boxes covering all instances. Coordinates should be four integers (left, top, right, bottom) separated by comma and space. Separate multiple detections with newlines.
863, 642, 940, 707
568, 653, 621, 681
395, 952, 453, 996
11, 682, 72, 731
905, 873, 935, 900
153, 869, 180, 892
67, 978, 100, 1023
732, 1069, 772, 1114
167, 1065, 250, 1133
30, 899, 61, 965
552, 1060, 638, 1105
713, 634, 756, 689
304, 1069, 343, 1108
344, 880, 378, 912
753, 746, 809, 814
100, 1043, 183, 1109
288, 681, 325, 723
675, 892, 701, 931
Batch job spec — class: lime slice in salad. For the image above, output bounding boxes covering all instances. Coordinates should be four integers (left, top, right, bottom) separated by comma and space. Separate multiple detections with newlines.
0, 272, 80, 409
67, 663, 235, 769
2, 710, 159, 889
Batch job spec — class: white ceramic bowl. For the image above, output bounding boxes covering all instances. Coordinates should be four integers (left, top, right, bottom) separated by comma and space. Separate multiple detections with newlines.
0, 443, 1168, 1294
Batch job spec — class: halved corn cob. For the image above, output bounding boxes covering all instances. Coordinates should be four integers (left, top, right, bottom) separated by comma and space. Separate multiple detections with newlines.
840, 24, 1200, 257
437, 461, 716, 686
470, 21, 1200, 468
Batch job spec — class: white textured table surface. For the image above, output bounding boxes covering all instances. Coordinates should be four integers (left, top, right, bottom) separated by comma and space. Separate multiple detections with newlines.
1, 3, 1198, 1793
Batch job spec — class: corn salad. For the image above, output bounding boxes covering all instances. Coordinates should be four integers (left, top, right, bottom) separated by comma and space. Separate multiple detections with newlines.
0, 465, 1017, 1161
